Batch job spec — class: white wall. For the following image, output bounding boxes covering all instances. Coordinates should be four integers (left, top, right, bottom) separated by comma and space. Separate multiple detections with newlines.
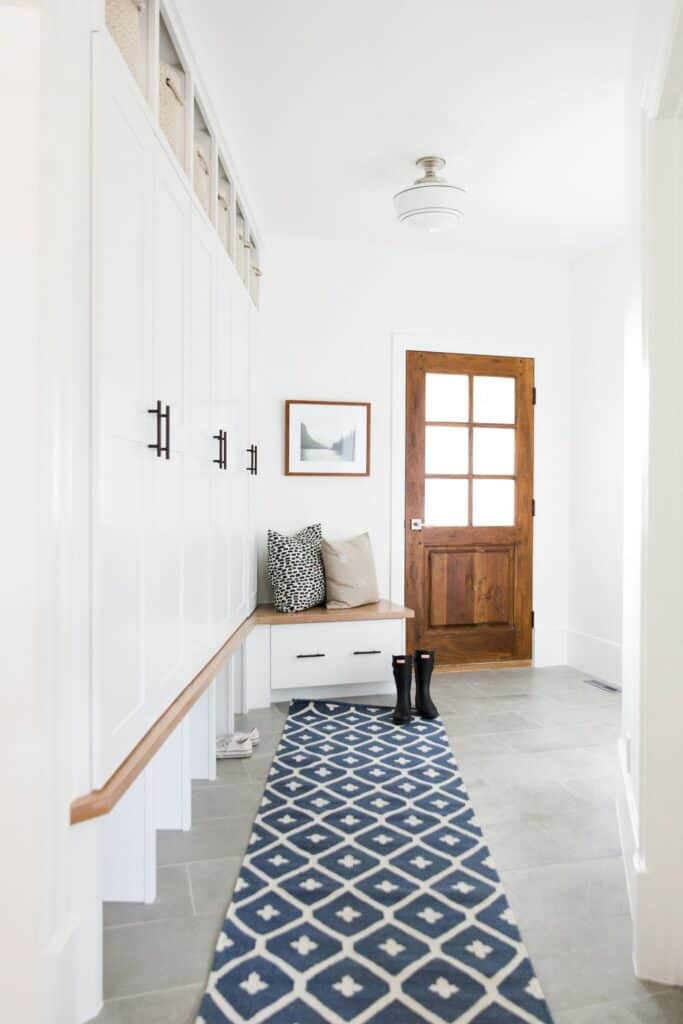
616, 0, 683, 986
1, 8, 42, 1019
568, 246, 624, 685
254, 233, 571, 665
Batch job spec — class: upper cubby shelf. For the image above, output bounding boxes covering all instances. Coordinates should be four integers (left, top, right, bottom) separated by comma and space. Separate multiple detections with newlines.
106, 0, 147, 91
104, 0, 261, 308
158, 13, 186, 168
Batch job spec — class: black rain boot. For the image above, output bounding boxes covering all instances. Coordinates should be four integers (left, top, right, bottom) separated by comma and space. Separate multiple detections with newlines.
392, 654, 413, 725
414, 650, 439, 719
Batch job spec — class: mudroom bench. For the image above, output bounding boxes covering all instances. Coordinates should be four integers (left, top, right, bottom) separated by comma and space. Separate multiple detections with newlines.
246, 600, 414, 703
68, 600, 413, 906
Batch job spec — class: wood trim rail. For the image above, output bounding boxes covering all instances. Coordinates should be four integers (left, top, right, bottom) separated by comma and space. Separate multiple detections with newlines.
70, 600, 413, 825
253, 600, 414, 625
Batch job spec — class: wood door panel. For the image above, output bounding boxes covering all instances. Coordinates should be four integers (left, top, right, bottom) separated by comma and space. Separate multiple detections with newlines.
428, 546, 514, 628
405, 351, 534, 667
428, 624, 519, 664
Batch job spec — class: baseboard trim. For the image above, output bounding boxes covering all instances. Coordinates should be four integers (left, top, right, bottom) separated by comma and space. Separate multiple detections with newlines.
272, 681, 395, 704
567, 629, 621, 686
616, 736, 640, 920
434, 660, 531, 674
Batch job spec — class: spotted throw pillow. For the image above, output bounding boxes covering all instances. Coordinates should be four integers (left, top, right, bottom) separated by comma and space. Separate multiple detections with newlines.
267, 524, 326, 613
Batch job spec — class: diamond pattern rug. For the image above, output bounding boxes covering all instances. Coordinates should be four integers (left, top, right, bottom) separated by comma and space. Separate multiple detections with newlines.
197, 700, 554, 1024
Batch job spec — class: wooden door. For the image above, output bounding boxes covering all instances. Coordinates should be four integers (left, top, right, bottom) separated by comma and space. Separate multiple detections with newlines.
405, 351, 534, 667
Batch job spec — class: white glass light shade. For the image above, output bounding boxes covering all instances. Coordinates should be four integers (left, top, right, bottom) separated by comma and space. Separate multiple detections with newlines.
393, 181, 465, 232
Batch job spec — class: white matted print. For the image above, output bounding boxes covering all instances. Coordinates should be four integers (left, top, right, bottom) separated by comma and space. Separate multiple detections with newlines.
285, 401, 371, 476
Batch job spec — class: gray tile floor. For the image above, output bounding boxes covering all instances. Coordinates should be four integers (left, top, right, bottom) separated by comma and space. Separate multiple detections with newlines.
92, 667, 683, 1024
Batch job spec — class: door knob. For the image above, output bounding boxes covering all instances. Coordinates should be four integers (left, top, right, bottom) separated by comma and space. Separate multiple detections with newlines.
410, 518, 423, 531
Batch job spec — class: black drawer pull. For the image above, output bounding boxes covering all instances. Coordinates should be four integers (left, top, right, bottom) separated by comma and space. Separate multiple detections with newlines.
213, 431, 223, 467
353, 650, 382, 655
148, 400, 170, 459
296, 653, 326, 659
213, 429, 227, 469
163, 403, 170, 459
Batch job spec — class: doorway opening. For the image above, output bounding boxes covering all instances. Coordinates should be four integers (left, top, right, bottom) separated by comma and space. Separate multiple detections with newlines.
404, 350, 535, 669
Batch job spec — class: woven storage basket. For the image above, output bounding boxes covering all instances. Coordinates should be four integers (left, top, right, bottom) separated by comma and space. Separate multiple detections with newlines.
236, 213, 248, 281
159, 62, 185, 165
194, 146, 211, 217
106, 0, 145, 86
217, 185, 230, 250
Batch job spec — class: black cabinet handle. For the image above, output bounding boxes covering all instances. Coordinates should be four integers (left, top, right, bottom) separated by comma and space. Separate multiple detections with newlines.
213, 431, 223, 467
162, 403, 170, 459
246, 444, 258, 475
148, 400, 170, 459
213, 430, 227, 469
148, 400, 162, 456
296, 653, 326, 659
353, 650, 382, 655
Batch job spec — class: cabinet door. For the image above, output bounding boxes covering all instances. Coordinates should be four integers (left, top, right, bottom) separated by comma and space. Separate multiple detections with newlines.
210, 251, 233, 639
229, 284, 251, 624
151, 144, 188, 452
246, 304, 259, 604
143, 141, 190, 714
93, 437, 146, 785
91, 33, 151, 785
92, 33, 152, 449
184, 209, 214, 674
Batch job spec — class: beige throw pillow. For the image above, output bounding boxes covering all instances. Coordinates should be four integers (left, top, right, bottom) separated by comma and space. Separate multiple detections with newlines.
321, 533, 379, 609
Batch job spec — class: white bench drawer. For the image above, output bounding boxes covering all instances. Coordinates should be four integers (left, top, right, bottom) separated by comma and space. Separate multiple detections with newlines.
270, 619, 402, 691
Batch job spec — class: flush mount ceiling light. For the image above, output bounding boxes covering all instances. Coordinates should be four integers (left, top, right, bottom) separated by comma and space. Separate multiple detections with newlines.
393, 156, 465, 232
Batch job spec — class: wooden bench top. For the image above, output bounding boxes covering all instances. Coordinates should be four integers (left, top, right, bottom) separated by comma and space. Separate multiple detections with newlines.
71, 599, 412, 824
254, 600, 414, 625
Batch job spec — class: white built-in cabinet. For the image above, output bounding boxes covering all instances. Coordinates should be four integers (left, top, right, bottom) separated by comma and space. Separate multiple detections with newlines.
91, 31, 258, 787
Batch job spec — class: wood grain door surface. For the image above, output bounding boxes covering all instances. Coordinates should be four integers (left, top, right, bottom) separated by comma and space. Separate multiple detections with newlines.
405, 352, 535, 667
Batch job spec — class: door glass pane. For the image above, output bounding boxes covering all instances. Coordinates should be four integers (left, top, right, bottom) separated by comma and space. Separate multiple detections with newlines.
425, 479, 468, 526
425, 425, 468, 475
473, 376, 515, 424
472, 479, 515, 526
426, 373, 468, 422
473, 428, 515, 475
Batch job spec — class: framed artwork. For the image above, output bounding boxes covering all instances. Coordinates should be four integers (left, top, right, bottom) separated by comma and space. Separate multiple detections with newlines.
285, 400, 371, 476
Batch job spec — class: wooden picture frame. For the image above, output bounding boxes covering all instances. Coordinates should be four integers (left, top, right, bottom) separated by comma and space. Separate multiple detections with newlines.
285, 400, 371, 476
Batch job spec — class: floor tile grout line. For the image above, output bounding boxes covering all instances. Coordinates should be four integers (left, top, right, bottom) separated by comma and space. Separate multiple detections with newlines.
186, 862, 197, 916
103, 982, 203, 1004
103, 911, 219, 932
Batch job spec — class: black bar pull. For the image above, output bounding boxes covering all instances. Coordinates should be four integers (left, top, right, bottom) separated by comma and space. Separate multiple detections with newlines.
296, 653, 326, 659
253, 443, 258, 476
213, 430, 224, 467
246, 444, 258, 474
147, 400, 162, 457
221, 430, 228, 469
353, 650, 382, 655
162, 403, 170, 459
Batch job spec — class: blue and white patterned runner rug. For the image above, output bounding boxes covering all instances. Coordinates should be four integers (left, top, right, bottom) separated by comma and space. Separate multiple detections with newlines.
198, 700, 553, 1024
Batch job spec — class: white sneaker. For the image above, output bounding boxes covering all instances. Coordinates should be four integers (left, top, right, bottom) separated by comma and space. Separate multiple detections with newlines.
216, 734, 253, 759
234, 727, 260, 748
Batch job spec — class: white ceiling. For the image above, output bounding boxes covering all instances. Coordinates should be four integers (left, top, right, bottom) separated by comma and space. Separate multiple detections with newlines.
179, 0, 636, 253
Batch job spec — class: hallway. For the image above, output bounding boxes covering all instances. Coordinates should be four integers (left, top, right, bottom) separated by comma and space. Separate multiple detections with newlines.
94, 669, 675, 1024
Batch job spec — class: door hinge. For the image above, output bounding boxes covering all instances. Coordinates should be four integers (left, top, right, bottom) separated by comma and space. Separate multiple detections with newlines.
532, 386, 537, 405
531, 498, 536, 516
531, 610, 535, 629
